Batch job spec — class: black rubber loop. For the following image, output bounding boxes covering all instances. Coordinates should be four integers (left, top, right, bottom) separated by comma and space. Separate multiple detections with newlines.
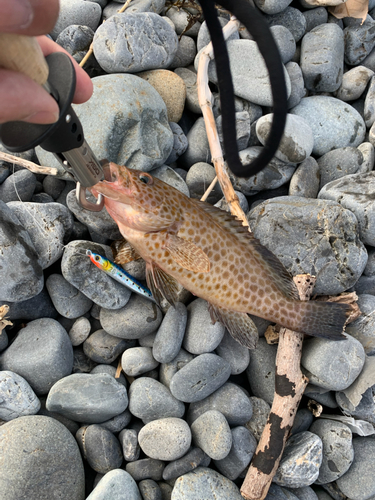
197, 0, 288, 178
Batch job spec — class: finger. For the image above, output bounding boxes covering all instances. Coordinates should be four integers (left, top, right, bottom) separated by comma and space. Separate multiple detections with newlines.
0, 69, 59, 124
0, 0, 59, 36
37, 36, 93, 104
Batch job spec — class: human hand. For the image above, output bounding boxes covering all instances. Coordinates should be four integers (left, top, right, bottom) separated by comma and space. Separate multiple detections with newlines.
0, 0, 93, 125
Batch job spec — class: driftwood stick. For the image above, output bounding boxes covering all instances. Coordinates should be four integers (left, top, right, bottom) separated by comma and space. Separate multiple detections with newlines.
240, 274, 313, 500
0, 151, 58, 176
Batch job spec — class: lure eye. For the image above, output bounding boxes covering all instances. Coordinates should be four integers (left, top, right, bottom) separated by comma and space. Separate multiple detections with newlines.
94, 255, 100, 262
139, 173, 153, 185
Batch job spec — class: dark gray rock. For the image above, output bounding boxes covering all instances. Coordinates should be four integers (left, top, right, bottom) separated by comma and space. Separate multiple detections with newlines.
56, 24, 94, 62
50, 0, 102, 40
303, 7, 328, 32
290, 409, 314, 436
197, 17, 239, 52
0, 287, 57, 321
139, 479, 162, 500
214, 426, 257, 480
169, 35, 197, 70
174, 67, 200, 115
46, 273, 93, 319
336, 437, 375, 500
317, 147, 364, 189
162, 448, 206, 480
245, 396, 270, 441
61, 241, 132, 310
129, 377, 185, 423
301, 333, 366, 391
309, 419, 354, 484
0, 169, 36, 202
246, 338, 277, 405
185, 163, 222, 204
180, 117, 210, 168
86, 469, 141, 500
286, 62, 306, 109
126, 458, 165, 481
0, 415, 85, 500
139, 417, 191, 461
345, 294, 375, 354
99, 409, 132, 433
266, 485, 300, 500
217, 111, 251, 152
83, 329, 133, 363
364, 75, 375, 127
291, 96, 366, 156
344, 19, 375, 65
100, 293, 162, 338
191, 410, 232, 460
264, 7, 307, 42
91, 364, 127, 387
164, 6, 201, 36
171, 467, 243, 499
79, 424, 123, 474
159, 348, 194, 389
119, 428, 140, 462
248, 197, 367, 295
286, 486, 318, 500
46, 373, 128, 423
0, 200, 43, 302
0, 329, 8, 352
122, 347, 159, 377
270, 25, 296, 64
273, 432, 323, 487
304, 385, 338, 409
254, 0, 292, 14
169, 353, 231, 403
0, 318, 73, 395
72, 346, 97, 374
215, 330, 250, 375
187, 382, 253, 426
153, 303, 187, 363
289, 157, 320, 198
0, 370, 40, 420
300, 24, 344, 92
165, 123, 188, 164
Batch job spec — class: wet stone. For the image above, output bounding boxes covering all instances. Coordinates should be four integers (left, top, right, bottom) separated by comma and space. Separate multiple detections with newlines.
46, 274, 93, 319
0, 370, 40, 421
246, 338, 277, 406
0, 318, 73, 395
191, 410, 232, 460
317, 147, 364, 189
46, 373, 128, 423
129, 377, 185, 423
119, 428, 140, 462
153, 303, 187, 364
126, 459, 165, 481
162, 448, 206, 481
159, 348, 194, 389
122, 347, 159, 377
139, 479, 162, 500
139, 417, 191, 461
289, 157, 320, 198
86, 469, 142, 500
68, 317, 91, 346
245, 396, 271, 442
169, 353, 231, 403
309, 419, 354, 484
0, 169, 36, 202
273, 431, 323, 488
215, 330, 250, 375
80, 424, 123, 474
83, 329, 132, 364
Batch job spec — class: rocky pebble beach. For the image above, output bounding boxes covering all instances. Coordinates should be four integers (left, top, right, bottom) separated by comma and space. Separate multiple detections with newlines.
1, 0, 375, 499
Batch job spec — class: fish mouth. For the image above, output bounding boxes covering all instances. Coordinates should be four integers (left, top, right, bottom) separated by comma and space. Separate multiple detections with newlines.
92, 165, 136, 204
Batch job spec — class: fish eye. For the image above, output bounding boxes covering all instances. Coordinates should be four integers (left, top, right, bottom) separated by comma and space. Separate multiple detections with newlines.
111, 172, 117, 181
139, 173, 153, 185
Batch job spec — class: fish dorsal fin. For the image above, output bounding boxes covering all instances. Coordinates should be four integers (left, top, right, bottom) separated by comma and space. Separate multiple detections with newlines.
163, 233, 210, 273
146, 261, 179, 307
114, 241, 142, 265
191, 199, 299, 301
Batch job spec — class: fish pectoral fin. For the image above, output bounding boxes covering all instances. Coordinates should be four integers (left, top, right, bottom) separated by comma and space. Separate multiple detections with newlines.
208, 303, 258, 349
114, 240, 142, 265
146, 262, 179, 307
163, 234, 210, 273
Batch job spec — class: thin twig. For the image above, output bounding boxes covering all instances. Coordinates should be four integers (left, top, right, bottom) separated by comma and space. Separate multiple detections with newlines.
0, 151, 58, 176
200, 176, 218, 202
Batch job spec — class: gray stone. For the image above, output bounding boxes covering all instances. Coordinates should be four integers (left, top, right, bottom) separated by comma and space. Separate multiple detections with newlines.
159, 348, 194, 389
256, 113, 313, 164
79, 424, 123, 474
264, 7, 307, 42
162, 448, 206, 481
217, 111, 251, 153
290, 409, 314, 436
309, 419, 354, 484
214, 426, 257, 480
365, 75, 375, 128
286, 62, 306, 109
174, 68, 201, 115
0, 330, 8, 352
153, 303, 188, 363
0, 415, 85, 500
317, 147, 364, 189
37, 74, 174, 173
93, 13, 178, 73
46, 273, 93, 319
289, 157, 320, 198
303, 7, 328, 32
286, 487, 318, 500
270, 25, 296, 64
171, 467, 243, 500
61, 241, 132, 310
0, 200, 43, 302
46, 373, 128, 423
246, 338, 277, 405
0, 370, 40, 421
0, 169, 36, 202
290, 96, 366, 156
180, 117, 210, 167
183, 298, 225, 355
213, 92, 263, 123
248, 196, 367, 295
187, 382, 253, 427
215, 330, 250, 375
266, 485, 300, 500
165, 123, 189, 164
364, 250, 375, 276
119, 428, 140, 462
139, 332, 157, 348
126, 459, 165, 481
357, 142, 375, 173
336, 437, 375, 500
31, 192, 54, 203
336, 66, 374, 102
83, 329, 133, 363
245, 396, 271, 441
254, 0, 293, 15
100, 293, 162, 339
274, 432, 323, 487
191, 410, 232, 460
164, 6, 201, 36
56, 24, 94, 64
318, 171, 375, 246
169, 36, 197, 70
229, 147, 296, 195
50, 0, 102, 40
72, 346, 97, 374
344, 19, 375, 65
139, 479, 162, 500
197, 17, 239, 52
185, 163, 222, 204
346, 294, 375, 355
150, 165, 189, 197
169, 353, 231, 403
91, 364, 127, 388
0, 287, 57, 321
86, 469, 142, 500
122, 347, 159, 377
139, 418, 191, 461
214, 190, 249, 215
68, 317, 91, 346
301, 333, 365, 391
0, 318, 73, 395
301, 24, 344, 93
99, 409, 132, 433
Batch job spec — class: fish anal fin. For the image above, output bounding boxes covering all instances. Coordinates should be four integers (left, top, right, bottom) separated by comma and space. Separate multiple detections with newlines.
164, 234, 210, 273
146, 262, 179, 307
208, 303, 258, 349
114, 240, 142, 265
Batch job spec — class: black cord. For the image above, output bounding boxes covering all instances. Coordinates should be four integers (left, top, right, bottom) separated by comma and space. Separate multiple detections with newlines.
197, 0, 288, 178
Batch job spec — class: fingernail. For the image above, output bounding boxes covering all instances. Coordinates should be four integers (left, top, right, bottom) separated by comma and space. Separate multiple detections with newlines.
0, 0, 34, 29
23, 110, 59, 124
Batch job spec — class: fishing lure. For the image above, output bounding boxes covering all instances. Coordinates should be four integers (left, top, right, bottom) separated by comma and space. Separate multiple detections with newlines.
86, 250, 155, 303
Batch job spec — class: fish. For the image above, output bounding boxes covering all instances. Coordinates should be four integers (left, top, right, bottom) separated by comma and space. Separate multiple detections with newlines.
91, 162, 350, 349
86, 249, 155, 303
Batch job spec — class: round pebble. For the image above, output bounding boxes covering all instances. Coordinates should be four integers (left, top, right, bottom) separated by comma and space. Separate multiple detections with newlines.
289, 157, 320, 198
84, 329, 132, 364
246, 338, 277, 405
126, 458, 165, 481
162, 448, 206, 481
79, 424, 123, 474
215, 330, 250, 375
122, 347, 159, 376
318, 146, 364, 188
138, 418, 191, 461
86, 469, 142, 500
0, 169, 36, 203
191, 410, 232, 460
139, 479, 162, 500
68, 317, 91, 346
46, 273, 93, 319
119, 428, 140, 462
153, 302, 187, 363
0, 370, 40, 421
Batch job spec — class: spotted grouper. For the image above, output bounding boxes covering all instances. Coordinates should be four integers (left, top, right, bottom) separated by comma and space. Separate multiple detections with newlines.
92, 162, 350, 349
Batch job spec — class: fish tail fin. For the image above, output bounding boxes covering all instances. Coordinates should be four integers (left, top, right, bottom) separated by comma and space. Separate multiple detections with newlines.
294, 301, 351, 340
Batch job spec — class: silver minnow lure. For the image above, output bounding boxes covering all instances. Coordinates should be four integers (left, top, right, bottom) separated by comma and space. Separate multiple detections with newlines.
86, 250, 155, 302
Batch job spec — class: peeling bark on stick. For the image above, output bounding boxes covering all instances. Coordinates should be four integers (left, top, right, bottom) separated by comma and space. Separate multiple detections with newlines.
240, 275, 314, 500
